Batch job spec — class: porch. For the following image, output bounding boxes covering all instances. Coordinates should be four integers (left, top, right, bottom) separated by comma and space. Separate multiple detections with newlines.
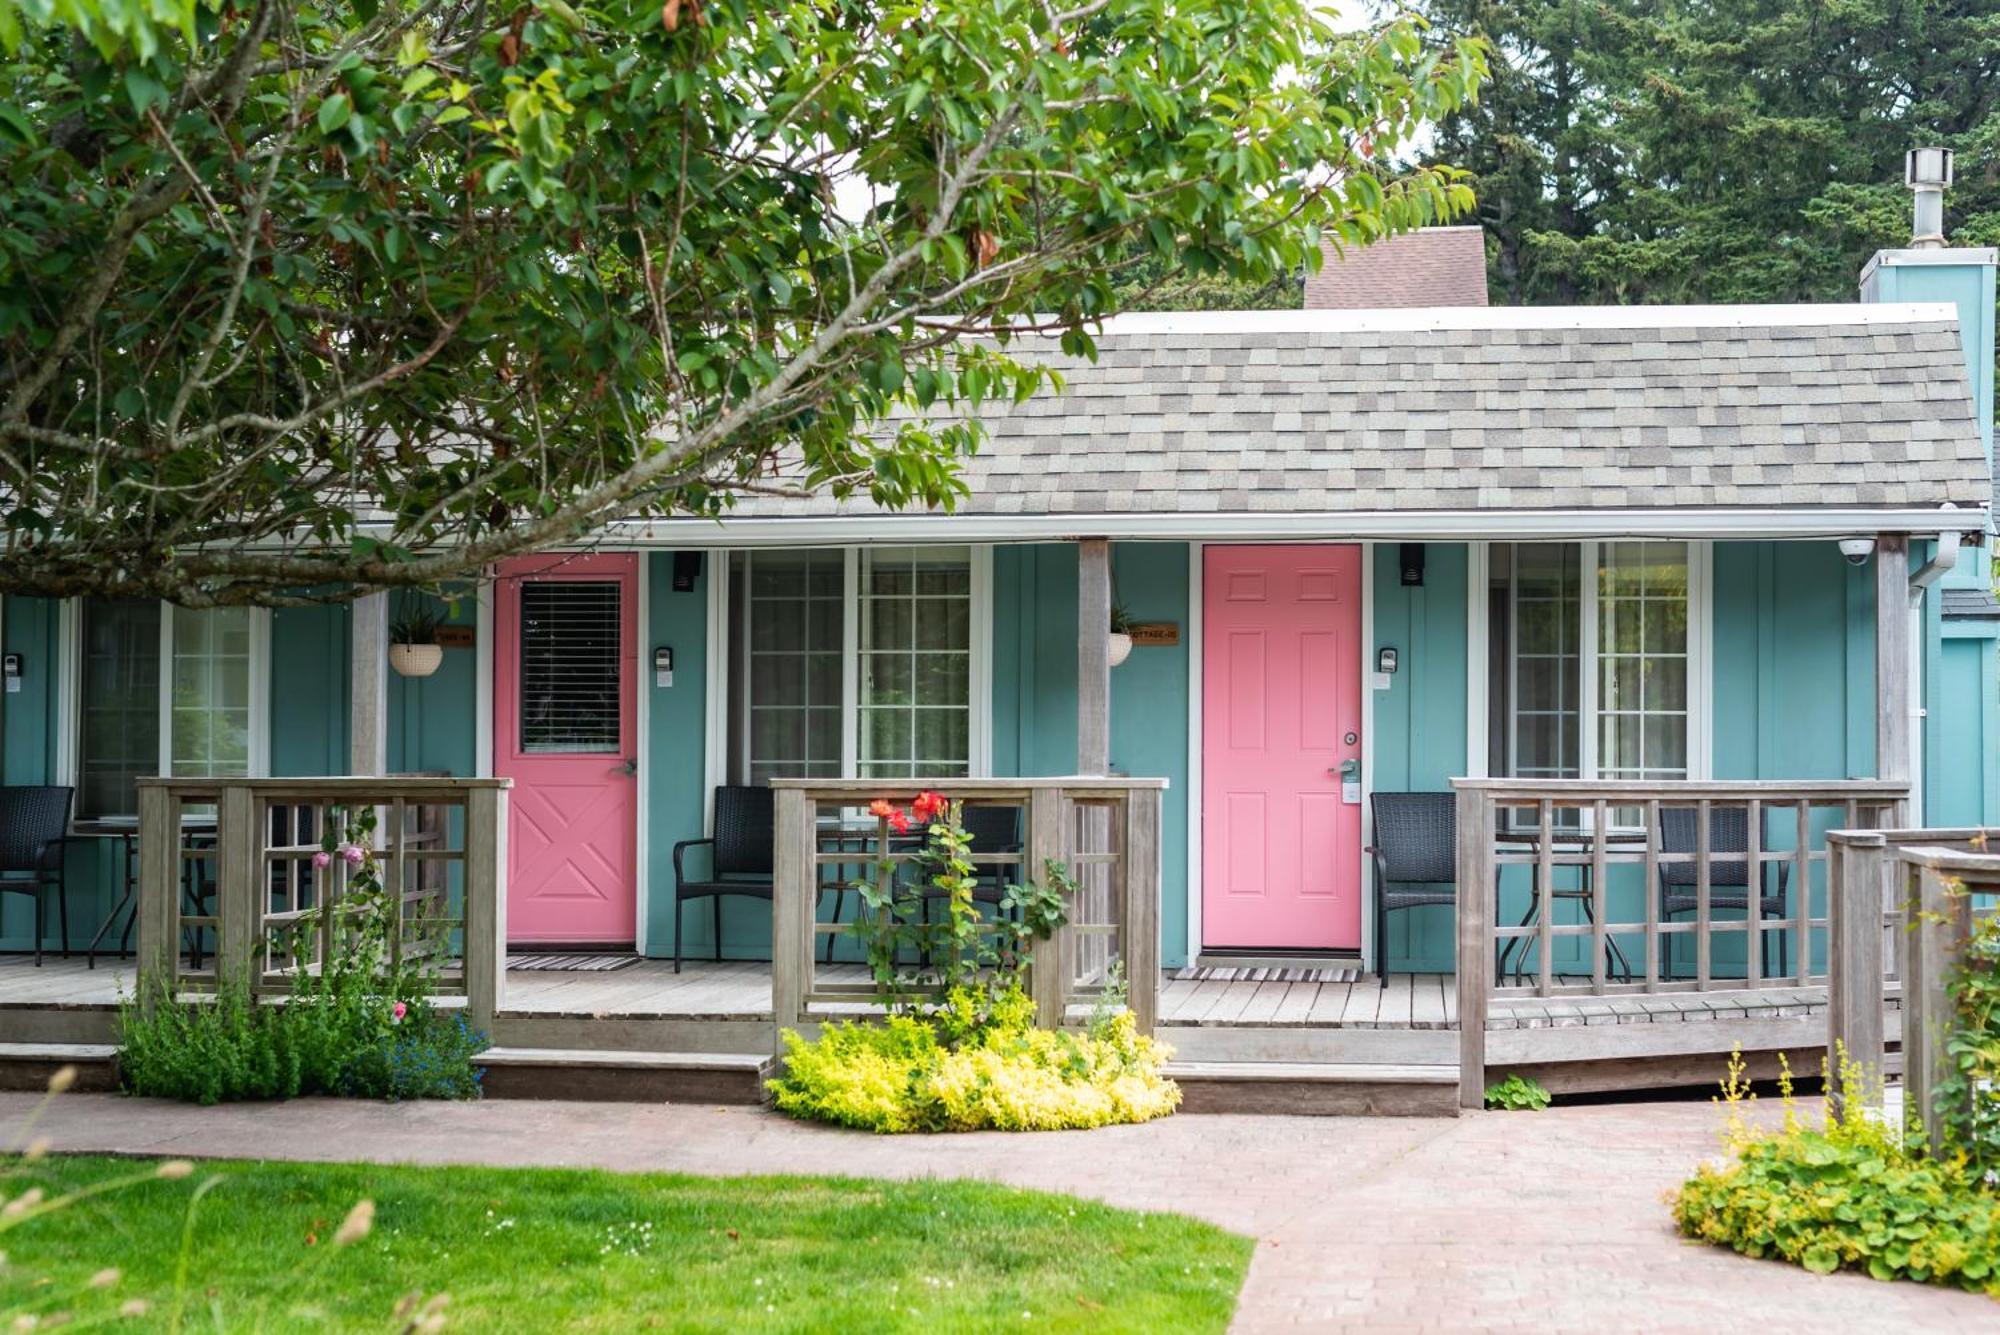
0, 951, 1864, 1108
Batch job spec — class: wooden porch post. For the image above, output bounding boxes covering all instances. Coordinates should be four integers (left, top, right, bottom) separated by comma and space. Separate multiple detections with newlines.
1077, 539, 1111, 776
1824, 831, 1886, 1114
1874, 534, 1910, 820
350, 591, 389, 776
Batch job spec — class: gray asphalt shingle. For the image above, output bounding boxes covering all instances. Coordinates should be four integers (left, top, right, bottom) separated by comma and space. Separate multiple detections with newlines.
729, 309, 1988, 521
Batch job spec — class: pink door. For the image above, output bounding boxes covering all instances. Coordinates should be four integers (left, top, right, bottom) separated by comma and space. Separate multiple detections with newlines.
1202, 545, 1363, 951
495, 553, 638, 946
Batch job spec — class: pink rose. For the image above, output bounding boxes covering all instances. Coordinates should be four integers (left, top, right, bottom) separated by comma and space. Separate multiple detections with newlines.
311, 850, 331, 869
341, 845, 366, 865
391, 1001, 407, 1024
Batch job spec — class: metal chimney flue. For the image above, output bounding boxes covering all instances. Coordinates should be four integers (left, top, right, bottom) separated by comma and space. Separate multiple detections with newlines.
1906, 147, 1954, 248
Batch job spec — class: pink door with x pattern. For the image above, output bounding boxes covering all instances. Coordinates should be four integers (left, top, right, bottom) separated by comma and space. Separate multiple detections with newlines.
495, 553, 638, 946
1202, 545, 1363, 952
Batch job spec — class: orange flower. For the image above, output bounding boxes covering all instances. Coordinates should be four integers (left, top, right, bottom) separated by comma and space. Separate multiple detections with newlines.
887, 809, 911, 834
868, 799, 897, 821
912, 790, 949, 821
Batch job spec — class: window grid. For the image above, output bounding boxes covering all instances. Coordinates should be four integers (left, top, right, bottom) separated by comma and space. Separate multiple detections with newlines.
168, 605, 254, 780
739, 551, 845, 785
1595, 541, 1690, 782
857, 547, 971, 780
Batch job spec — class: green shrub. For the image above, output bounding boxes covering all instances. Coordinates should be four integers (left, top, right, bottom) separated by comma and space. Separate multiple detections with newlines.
769, 986, 1180, 1133
1483, 1073, 1551, 1111
771, 792, 1180, 1134
1673, 1051, 2000, 1294
118, 804, 486, 1105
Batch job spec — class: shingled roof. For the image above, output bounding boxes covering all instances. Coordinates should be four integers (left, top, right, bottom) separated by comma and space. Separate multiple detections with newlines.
704, 305, 1989, 535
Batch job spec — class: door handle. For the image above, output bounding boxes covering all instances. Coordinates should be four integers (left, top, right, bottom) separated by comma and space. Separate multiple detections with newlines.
613, 758, 637, 776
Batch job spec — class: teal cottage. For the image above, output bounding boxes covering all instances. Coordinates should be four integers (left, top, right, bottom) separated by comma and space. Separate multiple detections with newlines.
4, 197, 1996, 983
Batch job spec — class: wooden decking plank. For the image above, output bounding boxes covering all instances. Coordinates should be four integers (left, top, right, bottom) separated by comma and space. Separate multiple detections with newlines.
1267, 979, 1320, 1025
1235, 978, 1291, 1024
1339, 977, 1385, 1026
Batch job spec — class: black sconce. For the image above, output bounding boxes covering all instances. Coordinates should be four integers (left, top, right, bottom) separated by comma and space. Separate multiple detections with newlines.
1399, 543, 1426, 587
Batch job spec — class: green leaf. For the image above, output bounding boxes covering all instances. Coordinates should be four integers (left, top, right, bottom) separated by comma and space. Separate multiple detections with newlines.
317, 93, 352, 135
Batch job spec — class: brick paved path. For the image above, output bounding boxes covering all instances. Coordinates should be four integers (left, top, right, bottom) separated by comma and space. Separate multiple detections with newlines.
3, 1093, 1986, 1332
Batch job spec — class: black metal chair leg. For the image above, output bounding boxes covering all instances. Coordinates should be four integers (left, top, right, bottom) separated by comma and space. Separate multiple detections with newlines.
672, 890, 683, 974
56, 871, 69, 958
712, 895, 722, 963
823, 887, 844, 964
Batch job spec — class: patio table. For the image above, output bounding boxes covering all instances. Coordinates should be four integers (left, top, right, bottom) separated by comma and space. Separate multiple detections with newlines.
1495, 826, 1645, 985
77, 814, 219, 970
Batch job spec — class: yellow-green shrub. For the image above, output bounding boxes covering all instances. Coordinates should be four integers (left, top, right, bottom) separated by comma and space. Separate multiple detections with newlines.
1673, 1051, 2000, 1294
768, 989, 1180, 1134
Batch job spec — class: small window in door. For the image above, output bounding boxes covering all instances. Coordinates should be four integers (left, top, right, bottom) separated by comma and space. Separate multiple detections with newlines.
518, 581, 622, 753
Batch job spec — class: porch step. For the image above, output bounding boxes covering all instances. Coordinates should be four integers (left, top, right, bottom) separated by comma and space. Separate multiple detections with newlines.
477, 1046, 772, 1105
1163, 1060, 1459, 1118
0, 1042, 120, 1093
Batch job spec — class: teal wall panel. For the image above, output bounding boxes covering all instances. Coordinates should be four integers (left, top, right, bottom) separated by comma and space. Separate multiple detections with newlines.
992, 543, 1193, 965
1370, 545, 1469, 972
1711, 542, 1874, 782
645, 552, 720, 958
1, 597, 66, 951
1932, 635, 1996, 827
272, 603, 350, 776
385, 596, 475, 777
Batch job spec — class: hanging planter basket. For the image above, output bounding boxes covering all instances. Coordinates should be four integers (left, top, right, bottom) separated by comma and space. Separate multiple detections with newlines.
388, 643, 444, 678
1107, 632, 1133, 668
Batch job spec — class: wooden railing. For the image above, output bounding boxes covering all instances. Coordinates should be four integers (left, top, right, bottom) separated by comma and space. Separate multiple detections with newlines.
1825, 833, 2000, 1139
767, 777, 1165, 1051
1452, 778, 1907, 1108
134, 777, 511, 1033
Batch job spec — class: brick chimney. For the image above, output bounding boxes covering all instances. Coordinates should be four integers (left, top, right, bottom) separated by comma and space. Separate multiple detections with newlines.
1304, 225, 1489, 309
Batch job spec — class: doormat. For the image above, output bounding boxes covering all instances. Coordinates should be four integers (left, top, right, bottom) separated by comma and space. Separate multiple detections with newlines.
506, 954, 642, 973
1170, 964, 1360, 984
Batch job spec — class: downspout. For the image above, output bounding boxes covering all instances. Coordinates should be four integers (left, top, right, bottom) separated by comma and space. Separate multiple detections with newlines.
1908, 525, 1961, 605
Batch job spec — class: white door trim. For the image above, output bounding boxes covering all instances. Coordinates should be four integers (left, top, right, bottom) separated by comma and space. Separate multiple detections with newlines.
1358, 542, 1376, 972
634, 552, 652, 956
1184, 541, 1204, 960
474, 581, 494, 779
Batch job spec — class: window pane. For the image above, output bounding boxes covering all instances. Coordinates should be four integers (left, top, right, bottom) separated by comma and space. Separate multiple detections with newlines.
731, 550, 844, 782
1492, 543, 1581, 782
170, 606, 253, 779
856, 547, 973, 778
1596, 541, 1689, 783
78, 601, 160, 820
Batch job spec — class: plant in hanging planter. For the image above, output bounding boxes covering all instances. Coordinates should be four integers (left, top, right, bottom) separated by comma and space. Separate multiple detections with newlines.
1107, 603, 1135, 668
387, 601, 445, 678
767, 790, 1180, 1133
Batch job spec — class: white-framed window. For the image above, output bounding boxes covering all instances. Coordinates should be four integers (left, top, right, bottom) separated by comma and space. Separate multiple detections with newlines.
724, 546, 989, 784
71, 600, 270, 820
1487, 541, 1709, 789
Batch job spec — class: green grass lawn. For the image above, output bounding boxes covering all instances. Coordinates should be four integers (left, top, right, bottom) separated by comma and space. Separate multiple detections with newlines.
3, 1155, 1251, 1332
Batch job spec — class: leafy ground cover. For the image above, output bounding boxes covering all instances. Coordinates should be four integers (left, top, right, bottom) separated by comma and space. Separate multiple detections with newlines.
5, 1155, 1250, 1332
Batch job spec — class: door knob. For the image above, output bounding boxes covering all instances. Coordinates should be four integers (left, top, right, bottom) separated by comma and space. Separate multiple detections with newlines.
613, 758, 638, 776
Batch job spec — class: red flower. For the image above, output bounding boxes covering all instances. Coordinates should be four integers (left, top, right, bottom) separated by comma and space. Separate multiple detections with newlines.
887, 809, 911, 834
912, 790, 949, 822
868, 799, 897, 821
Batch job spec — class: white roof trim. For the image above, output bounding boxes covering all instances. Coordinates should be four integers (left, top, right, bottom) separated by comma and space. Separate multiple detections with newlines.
1056, 302, 1961, 338
601, 505, 1989, 549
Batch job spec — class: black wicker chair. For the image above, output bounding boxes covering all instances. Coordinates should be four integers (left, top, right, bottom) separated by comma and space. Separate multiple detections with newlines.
1659, 806, 1789, 980
1366, 793, 1456, 979
671, 785, 776, 974
0, 786, 73, 966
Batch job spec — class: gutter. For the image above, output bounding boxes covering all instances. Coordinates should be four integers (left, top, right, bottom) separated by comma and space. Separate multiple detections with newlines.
598, 504, 1991, 550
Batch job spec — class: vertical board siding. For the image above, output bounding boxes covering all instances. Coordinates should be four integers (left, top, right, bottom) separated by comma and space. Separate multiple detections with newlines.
0, 597, 63, 950
644, 550, 716, 958
1370, 544, 1469, 972
272, 602, 351, 776
991, 543, 1191, 965
384, 594, 474, 777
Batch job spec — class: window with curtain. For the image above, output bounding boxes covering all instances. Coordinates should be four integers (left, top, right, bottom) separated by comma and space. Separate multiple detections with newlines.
726, 547, 974, 784
75, 601, 258, 820
1488, 541, 1695, 788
